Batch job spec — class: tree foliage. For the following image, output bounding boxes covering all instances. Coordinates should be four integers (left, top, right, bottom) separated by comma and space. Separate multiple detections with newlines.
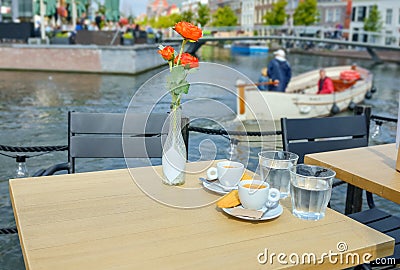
211, 6, 237, 27
136, 13, 180, 29
196, 3, 210, 27
154, 15, 174, 28
93, 0, 105, 15
364, 5, 382, 32
181, 10, 195, 24
293, 0, 319, 26
263, 0, 287, 25
136, 4, 211, 29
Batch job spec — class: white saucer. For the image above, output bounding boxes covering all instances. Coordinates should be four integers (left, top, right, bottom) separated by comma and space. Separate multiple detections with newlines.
202, 181, 237, 195
222, 204, 283, 221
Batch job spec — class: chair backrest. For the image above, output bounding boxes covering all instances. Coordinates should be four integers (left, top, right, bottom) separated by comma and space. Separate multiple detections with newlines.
281, 115, 369, 163
68, 112, 189, 173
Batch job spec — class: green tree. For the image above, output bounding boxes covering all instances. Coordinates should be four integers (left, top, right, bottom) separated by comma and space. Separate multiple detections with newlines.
137, 15, 148, 26
293, 0, 319, 26
364, 5, 383, 32
148, 17, 156, 28
169, 13, 183, 25
196, 3, 210, 27
93, 0, 106, 15
211, 6, 237, 27
263, 0, 287, 25
154, 15, 173, 28
153, 13, 182, 28
181, 10, 195, 23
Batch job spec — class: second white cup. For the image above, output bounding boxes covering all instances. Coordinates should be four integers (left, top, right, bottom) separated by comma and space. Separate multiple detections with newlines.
238, 180, 280, 210
206, 161, 244, 187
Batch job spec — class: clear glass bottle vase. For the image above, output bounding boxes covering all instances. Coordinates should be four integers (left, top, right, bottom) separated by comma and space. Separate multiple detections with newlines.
162, 105, 187, 185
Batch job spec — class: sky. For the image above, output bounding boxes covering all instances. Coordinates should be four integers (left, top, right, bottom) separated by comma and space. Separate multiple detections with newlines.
120, 0, 184, 17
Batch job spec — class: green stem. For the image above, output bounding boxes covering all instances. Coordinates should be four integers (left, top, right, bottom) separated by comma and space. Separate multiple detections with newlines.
170, 98, 181, 139
168, 60, 173, 72
171, 94, 181, 107
176, 39, 187, 66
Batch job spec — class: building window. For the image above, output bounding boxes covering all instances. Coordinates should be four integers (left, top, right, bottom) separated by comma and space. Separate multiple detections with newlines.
398, 8, 400, 24
385, 31, 393, 45
357, 6, 366, 22
327, 9, 334, 22
386, 9, 393, 25
352, 7, 356, 22
335, 8, 341, 22
399, 8, 400, 24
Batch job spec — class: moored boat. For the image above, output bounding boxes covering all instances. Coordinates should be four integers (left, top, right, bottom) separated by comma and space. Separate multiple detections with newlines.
231, 41, 269, 55
236, 65, 373, 121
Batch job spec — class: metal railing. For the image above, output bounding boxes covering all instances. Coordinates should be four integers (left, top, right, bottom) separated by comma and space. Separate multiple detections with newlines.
166, 25, 400, 47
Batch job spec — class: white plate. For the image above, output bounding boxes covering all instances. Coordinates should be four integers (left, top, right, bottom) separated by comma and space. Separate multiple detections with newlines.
202, 181, 237, 195
222, 204, 283, 221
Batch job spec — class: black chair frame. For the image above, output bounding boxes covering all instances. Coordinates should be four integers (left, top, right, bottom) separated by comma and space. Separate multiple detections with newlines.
38, 111, 189, 175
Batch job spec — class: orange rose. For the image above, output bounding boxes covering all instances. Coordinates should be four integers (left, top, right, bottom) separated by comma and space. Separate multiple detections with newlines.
175, 53, 199, 68
158, 46, 175, 61
174, 22, 202, 42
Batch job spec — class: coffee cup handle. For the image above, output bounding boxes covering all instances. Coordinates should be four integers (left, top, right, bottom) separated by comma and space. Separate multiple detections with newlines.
206, 167, 218, 180
268, 188, 280, 203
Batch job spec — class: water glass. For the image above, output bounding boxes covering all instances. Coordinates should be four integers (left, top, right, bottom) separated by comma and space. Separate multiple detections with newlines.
290, 164, 336, 221
258, 151, 299, 198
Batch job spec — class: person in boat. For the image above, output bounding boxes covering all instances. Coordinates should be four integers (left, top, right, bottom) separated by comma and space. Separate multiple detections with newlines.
267, 49, 292, 92
258, 67, 269, 91
317, 69, 334, 94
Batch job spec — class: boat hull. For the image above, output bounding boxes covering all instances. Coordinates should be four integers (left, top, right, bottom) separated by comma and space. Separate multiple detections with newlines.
231, 42, 269, 55
237, 66, 373, 121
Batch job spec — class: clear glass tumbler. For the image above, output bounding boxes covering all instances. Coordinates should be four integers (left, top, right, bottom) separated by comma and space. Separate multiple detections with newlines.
290, 164, 336, 221
258, 151, 299, 198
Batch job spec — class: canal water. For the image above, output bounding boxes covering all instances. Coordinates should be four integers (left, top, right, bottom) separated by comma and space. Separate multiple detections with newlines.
0, 47, 399, 269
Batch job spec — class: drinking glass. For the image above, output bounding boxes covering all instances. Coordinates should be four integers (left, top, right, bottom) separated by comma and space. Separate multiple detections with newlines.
290, 164, 336, 221
258, 151, 299, 198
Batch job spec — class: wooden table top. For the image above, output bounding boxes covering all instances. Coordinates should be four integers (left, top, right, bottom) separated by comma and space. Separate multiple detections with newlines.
305, 143, 400, 204
10, 160, 394, 269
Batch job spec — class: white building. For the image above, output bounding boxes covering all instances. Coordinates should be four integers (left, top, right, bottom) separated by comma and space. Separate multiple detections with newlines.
241, 0, 255, 28
285, 0, 299, 28
350, 0, 400, 45
254, 0, 279, 26
181, 0, 208, 13
317, 0, 347, 28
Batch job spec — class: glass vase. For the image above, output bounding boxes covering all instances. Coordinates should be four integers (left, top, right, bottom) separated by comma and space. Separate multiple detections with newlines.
162, 105, 186, 185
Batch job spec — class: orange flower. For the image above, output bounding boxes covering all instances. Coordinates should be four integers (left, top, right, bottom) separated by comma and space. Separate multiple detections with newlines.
158, 46, 175, 61
175, 53, 199, 68
174, 22, 202, 42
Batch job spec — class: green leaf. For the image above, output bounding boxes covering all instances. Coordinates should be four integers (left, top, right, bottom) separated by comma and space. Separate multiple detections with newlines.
173, 82, 190, 95
171, 66, 186, 80
166, 66, 190, 93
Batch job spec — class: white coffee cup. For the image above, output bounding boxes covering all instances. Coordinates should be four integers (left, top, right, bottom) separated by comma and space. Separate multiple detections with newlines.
206, 161, 245, 187
238, 180, 280, 210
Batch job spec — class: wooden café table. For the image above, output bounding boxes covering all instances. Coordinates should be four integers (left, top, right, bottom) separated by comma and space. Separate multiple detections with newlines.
9, 161, 394, 269
305, 143, 400, 214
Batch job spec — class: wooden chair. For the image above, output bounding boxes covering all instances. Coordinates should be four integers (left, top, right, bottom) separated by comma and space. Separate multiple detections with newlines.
38, 111, 189, 175
281, 114, 400, 268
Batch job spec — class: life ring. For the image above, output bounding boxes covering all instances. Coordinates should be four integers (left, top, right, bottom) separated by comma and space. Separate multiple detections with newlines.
339, 70, 360, 81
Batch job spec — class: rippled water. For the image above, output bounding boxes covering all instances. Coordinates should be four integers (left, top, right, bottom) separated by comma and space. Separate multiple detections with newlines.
0, 47, 399, 269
